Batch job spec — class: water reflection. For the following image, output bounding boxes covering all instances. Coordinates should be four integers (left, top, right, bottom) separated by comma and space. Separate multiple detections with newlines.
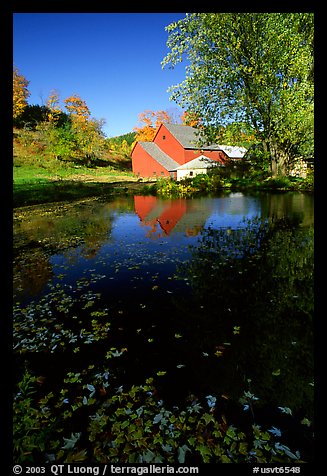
134, 193, 263, 238
175, 217, 314, 413
13, 192, 314, 452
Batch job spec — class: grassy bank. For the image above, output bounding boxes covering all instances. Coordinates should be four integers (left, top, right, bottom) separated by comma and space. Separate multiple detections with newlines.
14, 162, 314, 208
13, 126, 141, 206
13, 161, 141, 207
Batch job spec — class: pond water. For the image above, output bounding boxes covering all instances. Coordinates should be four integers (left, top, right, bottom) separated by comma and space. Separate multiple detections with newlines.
13, 191, 314, 460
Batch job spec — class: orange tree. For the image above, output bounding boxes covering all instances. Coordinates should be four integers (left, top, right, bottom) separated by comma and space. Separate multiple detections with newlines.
133, 110, 172, 142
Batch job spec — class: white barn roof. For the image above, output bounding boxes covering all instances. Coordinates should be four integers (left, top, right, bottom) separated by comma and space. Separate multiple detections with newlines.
176, 155, 221, 170
218, 145, 247, 158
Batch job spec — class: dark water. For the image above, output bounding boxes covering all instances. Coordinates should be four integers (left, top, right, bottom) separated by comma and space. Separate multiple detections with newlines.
13, 191, 314, 458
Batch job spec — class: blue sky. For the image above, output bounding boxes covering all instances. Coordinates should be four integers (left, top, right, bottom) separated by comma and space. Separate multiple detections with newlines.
13, 13, 187, 138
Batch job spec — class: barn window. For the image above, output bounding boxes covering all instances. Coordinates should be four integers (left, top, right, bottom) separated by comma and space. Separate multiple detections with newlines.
189, 171, 194, 176
161, 171, 165, 176
162, 135, 166, 140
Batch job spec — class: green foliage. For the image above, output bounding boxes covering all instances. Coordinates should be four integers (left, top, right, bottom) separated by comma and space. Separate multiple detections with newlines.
152, 171, 313, 199
14, 104, 71, 131
14, 104, 50, 130
155, 178, 196, 197
107, 132, 136, 147
13, 371, 57, 462
13, 369, 307, 464
162, 13, 314, 175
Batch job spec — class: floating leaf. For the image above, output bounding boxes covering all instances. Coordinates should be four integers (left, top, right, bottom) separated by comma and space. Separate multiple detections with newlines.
233, 326, 241, 335
61, 432, 81, 450
177, 444, 191, 464
301, 417, 311, 427
268, 426, 282, 437
156, 370, 166, 376
65, 449, 88, 462
272, 369, 281, 376
206, 395, 217, 409
142, 449, 156, 463
153, 413, 163, 424
214, 350, 223, 357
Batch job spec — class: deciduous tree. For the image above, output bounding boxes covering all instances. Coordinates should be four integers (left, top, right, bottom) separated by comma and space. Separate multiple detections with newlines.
64, 94, 91, 129
162, 13, 314, 175
133, 110, 172, 142
46, 89, 62, 123
13, 67, 30, 119
63, 94, 106, 164
181, 110, 202, 127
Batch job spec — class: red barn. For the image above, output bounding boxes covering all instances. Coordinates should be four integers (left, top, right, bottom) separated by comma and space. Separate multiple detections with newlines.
131, 123, 247, 180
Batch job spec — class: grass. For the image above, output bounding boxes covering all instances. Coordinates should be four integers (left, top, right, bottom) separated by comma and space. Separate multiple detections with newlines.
13, 127, 141, 206
13, 160, 140, 207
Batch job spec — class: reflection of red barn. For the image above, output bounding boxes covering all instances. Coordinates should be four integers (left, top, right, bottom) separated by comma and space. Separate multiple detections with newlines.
131, 123, 247, 179
134, 195, 214, 238
134, 196, 187, 236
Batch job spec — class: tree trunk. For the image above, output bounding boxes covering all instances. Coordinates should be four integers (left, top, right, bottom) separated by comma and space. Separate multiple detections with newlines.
267, 140, 290, 176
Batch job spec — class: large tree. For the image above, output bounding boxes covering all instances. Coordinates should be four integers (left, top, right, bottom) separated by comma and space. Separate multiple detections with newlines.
63, 94, 106, 164
162, 13, 314, 176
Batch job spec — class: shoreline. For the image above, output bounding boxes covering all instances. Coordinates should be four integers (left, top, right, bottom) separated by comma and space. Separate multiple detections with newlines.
13, 177, 313, 209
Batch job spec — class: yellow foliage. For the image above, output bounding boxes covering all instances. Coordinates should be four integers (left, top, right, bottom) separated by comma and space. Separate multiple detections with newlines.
64, 95, 91, 130
133, 109, 172, 142
13, 67, 30, 119
181, 110, 202, 127
46, 90, 62, 123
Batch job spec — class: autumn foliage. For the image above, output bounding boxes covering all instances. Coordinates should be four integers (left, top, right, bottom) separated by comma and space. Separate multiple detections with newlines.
181, 110, 202, 127
13, 66, 30, 119
46, 90, 62, 123
64, 95, 91, 129
133, 109, 204, 144
133, 110, 172, 142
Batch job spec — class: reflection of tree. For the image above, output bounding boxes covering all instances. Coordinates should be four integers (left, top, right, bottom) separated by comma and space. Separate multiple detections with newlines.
13, 249, 53, 298
13, 200, 133, 297
174, 217, 314, 417
260, 192, 314, 226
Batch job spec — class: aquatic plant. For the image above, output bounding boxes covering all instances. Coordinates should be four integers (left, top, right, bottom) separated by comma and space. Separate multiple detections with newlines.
13, 368, 310, 464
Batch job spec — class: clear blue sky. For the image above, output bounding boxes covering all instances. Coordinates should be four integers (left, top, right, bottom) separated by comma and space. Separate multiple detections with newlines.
13, 13, 187, 138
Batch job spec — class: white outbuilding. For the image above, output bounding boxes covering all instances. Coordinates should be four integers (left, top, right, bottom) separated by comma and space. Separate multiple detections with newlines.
175, 155, 223, 181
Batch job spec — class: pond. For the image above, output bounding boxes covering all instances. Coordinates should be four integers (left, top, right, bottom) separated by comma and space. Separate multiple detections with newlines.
13, 191, 314, 462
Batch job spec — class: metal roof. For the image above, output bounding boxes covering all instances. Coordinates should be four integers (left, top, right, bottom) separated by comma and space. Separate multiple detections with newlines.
176, 155, 220, 170
218, 144, 247, 158
163, 123, 221, 150
138, 142, 180, 171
